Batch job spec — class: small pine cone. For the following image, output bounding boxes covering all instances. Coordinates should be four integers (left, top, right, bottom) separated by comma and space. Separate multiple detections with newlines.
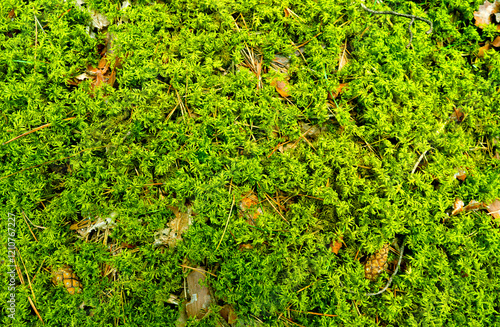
364, 243, 389, 281
52, 266, 83, 294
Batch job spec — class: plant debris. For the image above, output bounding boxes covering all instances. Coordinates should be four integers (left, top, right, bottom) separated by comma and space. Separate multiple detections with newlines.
52, 266, 83, 294
185, 266, 212, 319
154, 206, 193, 247
238, 192, 262, 226
474, 0, 500, 28
365, 243, 389, 281
330, 237, 343, 254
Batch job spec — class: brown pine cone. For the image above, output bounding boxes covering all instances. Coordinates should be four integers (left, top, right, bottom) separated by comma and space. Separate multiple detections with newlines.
52, 266, 83, 294
364, 243, 389, 281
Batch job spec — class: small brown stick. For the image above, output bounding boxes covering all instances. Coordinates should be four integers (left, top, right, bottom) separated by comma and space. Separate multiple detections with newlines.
28, 296, 44, 323
264, 193, 290, 224
22, 212, 38, 242
3, 116, 76, 145
360, 1, 433, 48
22, 211, 46, 229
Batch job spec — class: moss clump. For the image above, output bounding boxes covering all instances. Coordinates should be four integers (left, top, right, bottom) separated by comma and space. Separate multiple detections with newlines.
1, 0, 499, 326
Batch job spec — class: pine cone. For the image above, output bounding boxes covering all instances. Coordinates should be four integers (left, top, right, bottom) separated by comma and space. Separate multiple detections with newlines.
364, 243, 389, 281
52, 266, 83, 294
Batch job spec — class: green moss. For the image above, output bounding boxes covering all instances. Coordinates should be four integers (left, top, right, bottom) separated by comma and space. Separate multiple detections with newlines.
1, 0, 499, 326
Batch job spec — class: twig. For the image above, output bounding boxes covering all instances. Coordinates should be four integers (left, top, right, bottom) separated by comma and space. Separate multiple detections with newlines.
411, 148, 430, 174
360, 1, 433, 48
3, 116, 76, 145
366, 239, 405, 296
215, 195, 235, 251
288, 309, 337, 317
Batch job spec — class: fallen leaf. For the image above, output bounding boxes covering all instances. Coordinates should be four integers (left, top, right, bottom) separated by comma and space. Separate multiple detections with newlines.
271, 54, 290, 74
478, 43, 491, 57
338, 43, 348, 71
328, 83, 348, 99
453, 167, 467, 181
238, 243, 253, 251
271, 78, 290, 97
299, 122, 325, 139
487, 199, 500, 218
449, 107, 464, 123
7, 8, 15, 19
474, 0, 500, 28
154, 206, 193, 247
186, 267, 212, 319
91, 10, 110, 30
219, 304, 238, 324
463, 200, 486, 211
452, 198, 464, 216
239, 192, 262, 226
330, 237, 343, 254
492, 36, 500, 47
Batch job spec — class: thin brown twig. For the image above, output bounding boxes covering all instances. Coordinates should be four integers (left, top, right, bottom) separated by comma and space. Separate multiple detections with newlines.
288, 309, 337, 317
22, 212, 38, 242
3, 116, 76, 145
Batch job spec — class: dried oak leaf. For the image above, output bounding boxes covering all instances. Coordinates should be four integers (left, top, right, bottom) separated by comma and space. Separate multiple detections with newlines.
186, 267, 212, 319
487, 199, 500, 219
474, 0, 500, 28
452, 198, 464, 216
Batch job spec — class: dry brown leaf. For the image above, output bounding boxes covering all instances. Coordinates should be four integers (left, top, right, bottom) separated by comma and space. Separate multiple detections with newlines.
154, 206, 193, 247
478, 43, 491, 57
452, 198, 464, 216
185, 267, 212, 319
300, 122, 325, 139
338, 43, 348, 71
450, 107, 465, 123
487, 199, 500, 218
330, 237, 343, 254
239, 192, 262, 226
474, 0, 500, 28
219, 304, 238, 324
271, 78, 290, 98
463, 200, 486, 211
492, 36, 500, 47
7, 8, 16, 19
453, 167, 467, 181
329, 83, 348, 99
271, 54, 290, 74
238, 243, 253, 251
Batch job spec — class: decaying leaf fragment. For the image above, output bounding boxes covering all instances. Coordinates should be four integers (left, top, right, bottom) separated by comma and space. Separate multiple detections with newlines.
452, 199, 487, 216
474, 0, 500, 28
338, 43, 349, 71
453, 167, 467, 181
487, 199, 500, 219
154, 206, 193, 247
186, 267, 212, 319
239, 192, 262, 226
271, 78, 290, 98
330, 237, 343, 254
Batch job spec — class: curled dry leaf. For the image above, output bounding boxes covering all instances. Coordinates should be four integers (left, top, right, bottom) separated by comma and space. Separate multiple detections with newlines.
478, 43, 491, 57
450, 107, 464, 123
186, 267, 212, 319
239, 192, 262, 226
452, 198, 464, 216
91, 10, 110, 30
453, 167, 467, 181
338, 43, 348, 71
492, 36, 500, 47
474, 0, 500, 28
330, 236, 343, 254
271, 78, 290, 98
7, 8, 16, 19
239, 243, 253, 251
219, 304, 238, 324
328, 83, 348, 100
154, 206, 193, 247
487, 199, 500, 219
